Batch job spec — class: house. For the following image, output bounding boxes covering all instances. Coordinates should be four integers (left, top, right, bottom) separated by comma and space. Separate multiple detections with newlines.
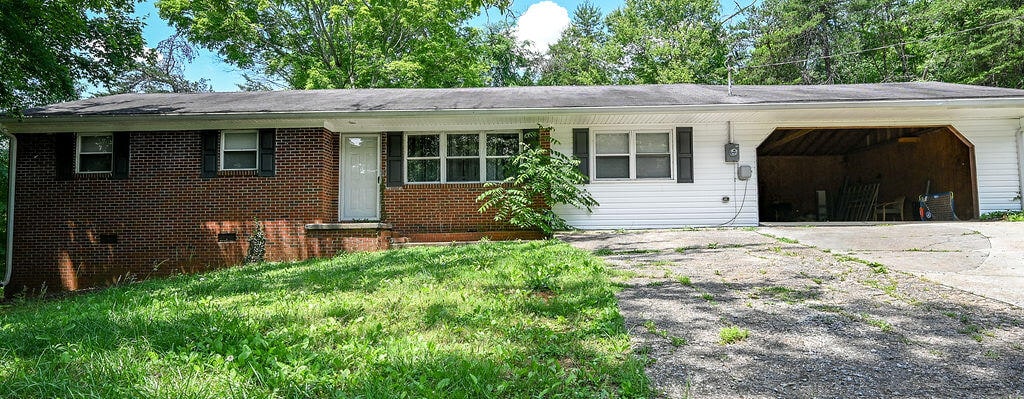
2, 82, 1024, 295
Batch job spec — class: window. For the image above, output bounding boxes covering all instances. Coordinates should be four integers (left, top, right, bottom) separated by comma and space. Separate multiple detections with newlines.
447, 133, 479, 182
405, 131, 521, 183
221, 130, 258, 170
593, 130, 673, 180
77, 133, 113, 173
486, 133, 519, 181
407, 134, 441, 182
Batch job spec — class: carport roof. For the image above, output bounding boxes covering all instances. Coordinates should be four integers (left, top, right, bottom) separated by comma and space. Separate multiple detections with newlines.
18, 81, 1024, 117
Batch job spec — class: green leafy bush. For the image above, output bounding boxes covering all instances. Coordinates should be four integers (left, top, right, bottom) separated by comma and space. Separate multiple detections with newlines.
477, 128, 598, 236
980, 210, 1024, 221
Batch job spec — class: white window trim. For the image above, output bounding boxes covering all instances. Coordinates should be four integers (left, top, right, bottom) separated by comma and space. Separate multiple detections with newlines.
220, 130, 259, 171
76, 132, 114, 174
404, 131, 522, 184
590, 129, 676, 182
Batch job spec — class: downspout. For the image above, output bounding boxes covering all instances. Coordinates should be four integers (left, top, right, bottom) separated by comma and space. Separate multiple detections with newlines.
1, 130, 13, 287
1017, 118, 1024, 211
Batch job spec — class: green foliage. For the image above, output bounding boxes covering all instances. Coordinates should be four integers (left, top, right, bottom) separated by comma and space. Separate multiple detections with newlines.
605, 0, 728, 84
476, 130, 598, 236
980, 210, 1024, 221
0, 0, 147, 116
156, 0, 511, 90
735, 0, 1024, 89
0, 241, 651, 398
540, 1, 614, 85
480, 21, 539, 87
916, 1, 1024, 89
718, 326, 750, 345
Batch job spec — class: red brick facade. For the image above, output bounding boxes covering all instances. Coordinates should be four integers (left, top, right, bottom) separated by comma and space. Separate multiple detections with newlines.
6, 128, 539, 296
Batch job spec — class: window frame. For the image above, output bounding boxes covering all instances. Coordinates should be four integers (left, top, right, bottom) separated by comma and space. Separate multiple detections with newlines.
76, 132, 114, 174
220, 130, 260, 171
404, 131, 523, 184
590, 129, 676, 182
484, 132, 521, 182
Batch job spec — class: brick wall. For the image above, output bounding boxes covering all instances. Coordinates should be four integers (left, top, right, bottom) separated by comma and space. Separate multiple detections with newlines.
379, 130, 547, 240
7, 128, 384, 296
7, 127, 545, 296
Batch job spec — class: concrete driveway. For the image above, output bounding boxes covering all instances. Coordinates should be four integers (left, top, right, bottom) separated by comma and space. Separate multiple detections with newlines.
761, 222, 1024, 307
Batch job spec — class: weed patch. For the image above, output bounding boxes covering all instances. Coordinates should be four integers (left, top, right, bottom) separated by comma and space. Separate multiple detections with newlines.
757, 286, 820, 303
643, 320, 688, 347
760, 233, 799, 244
719, 326, 750, 345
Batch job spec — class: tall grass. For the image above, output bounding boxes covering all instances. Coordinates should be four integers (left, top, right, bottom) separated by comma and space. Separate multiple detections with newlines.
0, 240, 650, 398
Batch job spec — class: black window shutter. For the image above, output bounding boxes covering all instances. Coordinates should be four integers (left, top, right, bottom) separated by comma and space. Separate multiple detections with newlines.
572, 128, 590, 183
386, 132, 404, 187
54, 133, 75, 180
201, 130, 219, 178
676, 127, 694, 183
523, 128, 540, 149
112, 132, 130, 179
258, 128, 276, 177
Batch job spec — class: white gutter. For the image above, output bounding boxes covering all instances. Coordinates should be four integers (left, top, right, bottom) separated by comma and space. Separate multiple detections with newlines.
6, 97, 1024, 133
1, 131, 14, 287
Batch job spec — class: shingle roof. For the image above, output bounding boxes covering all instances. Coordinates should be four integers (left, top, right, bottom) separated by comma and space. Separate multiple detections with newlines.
21, 82, 1024, 117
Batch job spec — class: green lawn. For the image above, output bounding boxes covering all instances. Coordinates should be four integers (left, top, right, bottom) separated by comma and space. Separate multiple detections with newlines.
0, 240, 650, 398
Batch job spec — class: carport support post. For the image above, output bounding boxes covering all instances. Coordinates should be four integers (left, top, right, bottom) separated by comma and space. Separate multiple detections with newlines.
1018, 118, 1024, 211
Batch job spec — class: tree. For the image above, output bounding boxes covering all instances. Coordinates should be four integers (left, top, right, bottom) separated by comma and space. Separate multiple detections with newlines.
736, 0, 924, 85
915, 0, 1024, 89
540, 1, 614, 86
102, 33, 213, 95
477, 130, 597, 235
604, 0, 728, 84
480, 21, 540, 87
156, 0, 511, 90
0, 0, 147, 116
735, 0, 851, 84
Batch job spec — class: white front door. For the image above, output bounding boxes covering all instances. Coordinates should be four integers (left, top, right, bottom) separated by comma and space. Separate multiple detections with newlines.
341, 134, 380, 220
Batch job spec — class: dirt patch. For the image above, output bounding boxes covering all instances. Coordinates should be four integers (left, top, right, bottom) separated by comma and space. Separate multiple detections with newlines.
561, 229, 1024, 398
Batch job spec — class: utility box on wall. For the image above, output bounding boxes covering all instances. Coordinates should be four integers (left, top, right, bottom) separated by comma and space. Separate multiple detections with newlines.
725, 143, 740, 162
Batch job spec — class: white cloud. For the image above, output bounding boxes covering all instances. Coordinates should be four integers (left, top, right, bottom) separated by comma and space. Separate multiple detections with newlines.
514, 1, 570, 53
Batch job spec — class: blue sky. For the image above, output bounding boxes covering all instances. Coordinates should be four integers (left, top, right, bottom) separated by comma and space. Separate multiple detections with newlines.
133, 0, 743, 92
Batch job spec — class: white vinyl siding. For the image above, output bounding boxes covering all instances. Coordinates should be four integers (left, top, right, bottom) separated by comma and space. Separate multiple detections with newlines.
951, 119, 1022, 213
551, 111, 1024, 228
556, 124, 754, 228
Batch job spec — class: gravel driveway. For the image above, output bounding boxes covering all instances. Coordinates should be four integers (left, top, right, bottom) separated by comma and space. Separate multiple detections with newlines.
560, 229, 1024, 398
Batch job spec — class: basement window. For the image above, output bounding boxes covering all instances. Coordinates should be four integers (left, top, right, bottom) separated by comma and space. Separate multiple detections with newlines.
77, 133, 113, 173
221, 130, 259, 170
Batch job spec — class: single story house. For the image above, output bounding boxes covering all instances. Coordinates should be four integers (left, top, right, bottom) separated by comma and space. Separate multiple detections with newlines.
2, 82, 1024, 295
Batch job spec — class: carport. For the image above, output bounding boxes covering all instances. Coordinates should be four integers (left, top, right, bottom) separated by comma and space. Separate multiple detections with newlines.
757, 126, 978, 222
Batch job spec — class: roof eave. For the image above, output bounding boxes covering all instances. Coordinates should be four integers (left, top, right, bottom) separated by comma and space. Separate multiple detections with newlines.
4, 97, 1024, 133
